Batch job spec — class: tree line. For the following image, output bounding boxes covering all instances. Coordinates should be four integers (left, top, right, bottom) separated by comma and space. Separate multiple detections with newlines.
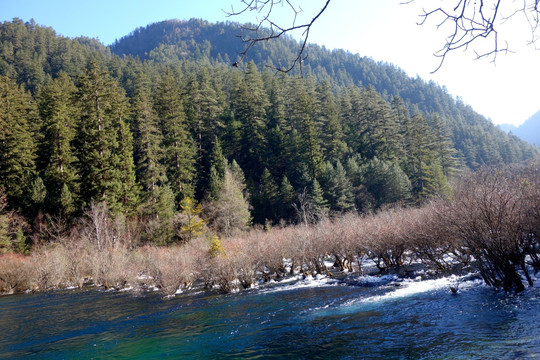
0, 18, 537, 253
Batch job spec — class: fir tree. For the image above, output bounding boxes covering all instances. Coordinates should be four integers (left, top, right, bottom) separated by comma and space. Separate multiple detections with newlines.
38, 72, 78, 214
279, 175, 296, 221
155, 69, 196, 204
0, 75, 37, 210
326, 161, 355, 214
132, 72, 166, 194
75, 60, 133, 214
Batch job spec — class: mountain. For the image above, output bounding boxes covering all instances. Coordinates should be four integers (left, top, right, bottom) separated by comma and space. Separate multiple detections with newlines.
500, 111, 540, 147
0, 18, 538, 227
111, 19, 537, 169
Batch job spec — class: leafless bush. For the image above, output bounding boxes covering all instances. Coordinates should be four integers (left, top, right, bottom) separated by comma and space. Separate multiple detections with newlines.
442, 166, 536, 291
362, 209, 409, 271
138, 241, 203, 295
0, 254, 32, 293
30, 247, 70, 290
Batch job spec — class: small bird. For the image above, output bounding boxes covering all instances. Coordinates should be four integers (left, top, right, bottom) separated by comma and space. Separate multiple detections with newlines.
232, 62, 239, 68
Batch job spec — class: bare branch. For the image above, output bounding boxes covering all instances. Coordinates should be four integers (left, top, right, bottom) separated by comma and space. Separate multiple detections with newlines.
225, 0, 332, 73
414, 0, 540, 71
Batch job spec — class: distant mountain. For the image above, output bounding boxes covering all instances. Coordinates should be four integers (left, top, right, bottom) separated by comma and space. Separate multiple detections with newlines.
500, 111, 540, 147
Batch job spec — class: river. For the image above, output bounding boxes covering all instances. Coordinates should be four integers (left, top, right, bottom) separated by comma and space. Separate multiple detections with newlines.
1, 273, 539, 359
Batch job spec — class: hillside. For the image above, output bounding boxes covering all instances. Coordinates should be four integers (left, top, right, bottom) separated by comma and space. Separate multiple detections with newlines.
0, 18, 538, 241
111, 19, 538, 169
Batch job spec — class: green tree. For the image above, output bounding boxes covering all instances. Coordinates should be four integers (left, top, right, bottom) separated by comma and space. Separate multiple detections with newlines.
0, 75, 37, 210
315, 79, 347, 161
286, 76, 324, 179
115, 119, 141, 215
360, 157, 412, 208
155, 69, 196, 204
231, 61, 269, 178
176, 196, 206, 243
38, 72, 78, 214
75, 60, 133, 214
255, 168, 279, 223
205, 163, 251, 237
325, 161, 355, 214
132, 72, 166, 195
279, 175, 296, 221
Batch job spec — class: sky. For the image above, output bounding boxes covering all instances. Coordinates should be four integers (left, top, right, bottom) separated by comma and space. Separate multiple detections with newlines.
1, 0, 539, 126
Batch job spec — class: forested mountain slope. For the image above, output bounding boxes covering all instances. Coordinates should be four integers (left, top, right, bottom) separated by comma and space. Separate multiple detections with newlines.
111, 19, 537, 169
0, 18, 537, 241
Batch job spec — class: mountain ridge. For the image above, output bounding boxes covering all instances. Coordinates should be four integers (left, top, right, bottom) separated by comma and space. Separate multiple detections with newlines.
500, 110, 540, 147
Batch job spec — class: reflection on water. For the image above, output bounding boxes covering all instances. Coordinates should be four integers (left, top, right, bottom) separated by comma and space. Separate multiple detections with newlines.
0, 275, 538, 359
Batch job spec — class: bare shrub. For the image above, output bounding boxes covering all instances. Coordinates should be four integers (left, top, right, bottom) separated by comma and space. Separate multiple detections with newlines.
443, 166, 535, 291
30, 246, 70, 290
363, 209, 408, 271
0, 254, 32, 293
139, 243, 201, 295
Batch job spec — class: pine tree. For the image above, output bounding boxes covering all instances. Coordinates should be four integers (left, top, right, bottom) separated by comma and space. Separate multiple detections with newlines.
360, 157, 411, 208
255, 168, 279, 223
279, 175, 296, 221
326, 161, 355, 214
115, 119, 140, 215
132, 72, 166, 195
315, 79, 347, 161
38, 72, 78, 214
75, 60, 133, 214
155, 69, 196, 204
429, 113, 459, 177
141, 184, 176, 245
310, 178, 329, 217
206, 138, 226, 201
0, 75, 37, 210
286, 76, 324, 179
231, 61, 269, 178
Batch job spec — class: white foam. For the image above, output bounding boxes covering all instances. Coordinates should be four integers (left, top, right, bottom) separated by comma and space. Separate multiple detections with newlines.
258, 274, 337, 294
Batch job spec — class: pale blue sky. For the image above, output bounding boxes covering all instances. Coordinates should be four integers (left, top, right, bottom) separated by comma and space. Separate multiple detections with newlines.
1, 0, 539, 126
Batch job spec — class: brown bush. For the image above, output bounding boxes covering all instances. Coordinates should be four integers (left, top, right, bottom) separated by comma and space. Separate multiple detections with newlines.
441, 166, 536, 291
0, 254, 32, 293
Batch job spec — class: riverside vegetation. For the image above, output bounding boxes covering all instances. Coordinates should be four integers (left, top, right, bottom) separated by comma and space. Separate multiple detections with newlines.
0, 19, 539, 296
1, 163, 539, 295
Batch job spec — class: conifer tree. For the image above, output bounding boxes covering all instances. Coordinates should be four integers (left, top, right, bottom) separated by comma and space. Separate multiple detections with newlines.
287, 76, 324, 179
310, 178, 329, 218
38, 72, 78, 214
231, 61, 269, 178
206, 138, 226, 201
429, 113, 459, 177
315, 79, 347, 161
75, 60, 133, 214
0, 75, 37, 209
115, 119, 141, 215
255, 168, 279, 223
279, 175, 296, 221
155, 69, 196, 204
326, 161, 355, 214
132, 72, 166, 195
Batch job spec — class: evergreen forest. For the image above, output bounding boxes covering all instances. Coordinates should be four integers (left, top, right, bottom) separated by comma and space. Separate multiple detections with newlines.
0, 17, 538, 254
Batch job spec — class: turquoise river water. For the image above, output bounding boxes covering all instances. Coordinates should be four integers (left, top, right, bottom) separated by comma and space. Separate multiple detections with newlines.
0, 273, 539, 359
